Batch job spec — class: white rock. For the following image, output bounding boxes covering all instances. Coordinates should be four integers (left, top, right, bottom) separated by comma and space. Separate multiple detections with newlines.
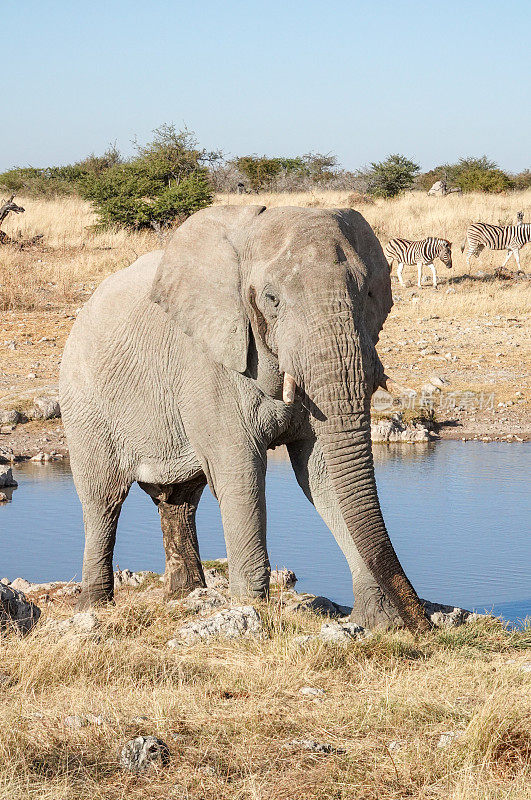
0, 410, 21, 425
371, 414, 432, 444
285, 738, 341, 754
119, 736, 170, 771
204, 568, 229, 591
46, 611, 100, 639
421, 599, 471, 627
174, 605, 262, 644
286, 594, 351, 617
270, 568, 297, 588
388, 740, 402, 752
31, 396, 61, 420
113, 568, 150, 589
64, 715, 87, 729
437, 731, 460, 748
299, 686, 325, 697
429, 374, 450, 388
319, 620, 366, 646
520, 663, 531, 673
179, 587, 226, 614
9, 577, 32, 592
291, 634, 316, 647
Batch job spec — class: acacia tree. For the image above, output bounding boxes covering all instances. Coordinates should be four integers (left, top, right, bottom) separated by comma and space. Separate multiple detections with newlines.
364, 154, 420, 198
80, 125, 214, 229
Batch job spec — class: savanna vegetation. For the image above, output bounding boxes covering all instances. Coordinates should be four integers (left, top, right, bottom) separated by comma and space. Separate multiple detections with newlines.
1, 125, 529, 233
1, 583, 530, 800
1, 133, 530, 799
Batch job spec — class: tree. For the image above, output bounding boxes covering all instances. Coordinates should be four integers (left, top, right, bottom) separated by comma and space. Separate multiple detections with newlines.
364, 154, 420, 198
417, 156, 512, 194
235, 155, 305, 191
80, 125, 213, 229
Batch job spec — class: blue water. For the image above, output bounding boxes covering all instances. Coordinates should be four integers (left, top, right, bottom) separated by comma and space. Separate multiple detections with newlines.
1, 442, 529, 622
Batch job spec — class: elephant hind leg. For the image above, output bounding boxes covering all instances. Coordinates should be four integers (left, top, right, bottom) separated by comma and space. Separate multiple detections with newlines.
77, 492, 129, 610
63, 408, 131, 611
142, 476, 207, 599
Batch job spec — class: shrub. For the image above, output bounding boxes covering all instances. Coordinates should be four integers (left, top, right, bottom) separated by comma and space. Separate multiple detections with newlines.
510, 169, 531, 190
363, 154, 421, 198
418, 156, 513, 194
0, 146, 121, 197
235, 155, 305, 191
233, 152, 343, 192
80, 125, 213, 229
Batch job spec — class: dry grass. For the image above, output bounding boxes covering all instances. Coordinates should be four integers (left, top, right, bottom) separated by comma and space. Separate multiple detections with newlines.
1, 190, 530, 315
1, 593, 530, 799
215, 189, 531, 320
0, 191, 529, 423
0, 195, 156, 312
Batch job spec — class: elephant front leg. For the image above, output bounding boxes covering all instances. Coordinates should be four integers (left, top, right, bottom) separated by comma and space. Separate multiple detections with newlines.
288, 437, 404, 630
211, 448, 270, 599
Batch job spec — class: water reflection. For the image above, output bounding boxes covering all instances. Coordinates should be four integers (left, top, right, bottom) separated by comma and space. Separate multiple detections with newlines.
1, 442, 529, 622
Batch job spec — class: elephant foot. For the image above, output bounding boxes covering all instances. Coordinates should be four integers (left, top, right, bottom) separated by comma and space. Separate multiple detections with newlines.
350, 582, 472, 631
227, 565, 270, 601
350, 582, 404, 630
76, 585, 114, 611
164, 566, 205, 601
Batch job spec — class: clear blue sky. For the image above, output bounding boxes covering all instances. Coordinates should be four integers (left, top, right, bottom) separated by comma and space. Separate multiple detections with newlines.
1, 0, 529, 173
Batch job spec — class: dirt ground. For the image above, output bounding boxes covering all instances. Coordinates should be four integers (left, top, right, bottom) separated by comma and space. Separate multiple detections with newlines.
1, 276, 529, 461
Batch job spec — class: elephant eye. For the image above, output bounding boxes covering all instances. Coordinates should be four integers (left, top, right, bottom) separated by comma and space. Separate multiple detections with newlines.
264, 288, 280, 308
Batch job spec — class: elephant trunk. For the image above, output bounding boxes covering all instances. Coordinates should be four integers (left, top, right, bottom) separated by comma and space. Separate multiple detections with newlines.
305, 308, 431, 633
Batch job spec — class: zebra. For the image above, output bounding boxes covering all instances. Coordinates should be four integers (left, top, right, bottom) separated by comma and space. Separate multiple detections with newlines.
385, 237, 453, 288
461, 222, 531, 270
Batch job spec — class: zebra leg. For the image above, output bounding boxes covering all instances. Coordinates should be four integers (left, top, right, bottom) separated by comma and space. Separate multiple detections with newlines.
500, 250, 513, 268
513, 249, 522, 271
397, 262, 405, 286
429, 263, 437, 288
417, 262, 423, 288
466, 245, 479, 268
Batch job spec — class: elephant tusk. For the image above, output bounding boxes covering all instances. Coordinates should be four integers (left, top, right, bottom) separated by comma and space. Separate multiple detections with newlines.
379, 374, 416, 397
283, 373, 297, 404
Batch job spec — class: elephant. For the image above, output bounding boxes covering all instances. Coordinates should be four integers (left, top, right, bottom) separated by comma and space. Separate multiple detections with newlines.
59, 205, 432, 632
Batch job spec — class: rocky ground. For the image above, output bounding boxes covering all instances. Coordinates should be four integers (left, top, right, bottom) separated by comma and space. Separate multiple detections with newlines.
1, 561, 530, 799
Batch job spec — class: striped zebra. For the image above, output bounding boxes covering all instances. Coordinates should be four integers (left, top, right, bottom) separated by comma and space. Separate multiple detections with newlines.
385, 237, 452, 288
461, 222, 531, 270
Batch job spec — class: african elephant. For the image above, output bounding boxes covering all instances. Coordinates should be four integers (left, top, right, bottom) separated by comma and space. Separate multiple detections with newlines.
59, 205, 431, 631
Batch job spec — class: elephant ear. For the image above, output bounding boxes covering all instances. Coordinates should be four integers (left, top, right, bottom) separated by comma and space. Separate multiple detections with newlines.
333, 209, 393, 343
150, 205, 266, 373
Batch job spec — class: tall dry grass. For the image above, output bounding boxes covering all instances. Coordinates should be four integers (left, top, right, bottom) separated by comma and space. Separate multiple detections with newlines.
0, 592, 530, 799
0, 195, 157, 311
215, 189, 531, 278
1, 190, 530, 312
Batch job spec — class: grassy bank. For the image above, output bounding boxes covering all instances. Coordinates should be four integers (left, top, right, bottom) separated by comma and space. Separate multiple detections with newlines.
1, 592, 530, 799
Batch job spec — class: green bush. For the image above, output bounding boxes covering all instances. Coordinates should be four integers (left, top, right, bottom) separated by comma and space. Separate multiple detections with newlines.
363, 154, 420, 198
80, 126, 213, 229
234, 152, 339, 191
0, 146, 121, 197
235, 155, 305, 191
418, 156, 513, 194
